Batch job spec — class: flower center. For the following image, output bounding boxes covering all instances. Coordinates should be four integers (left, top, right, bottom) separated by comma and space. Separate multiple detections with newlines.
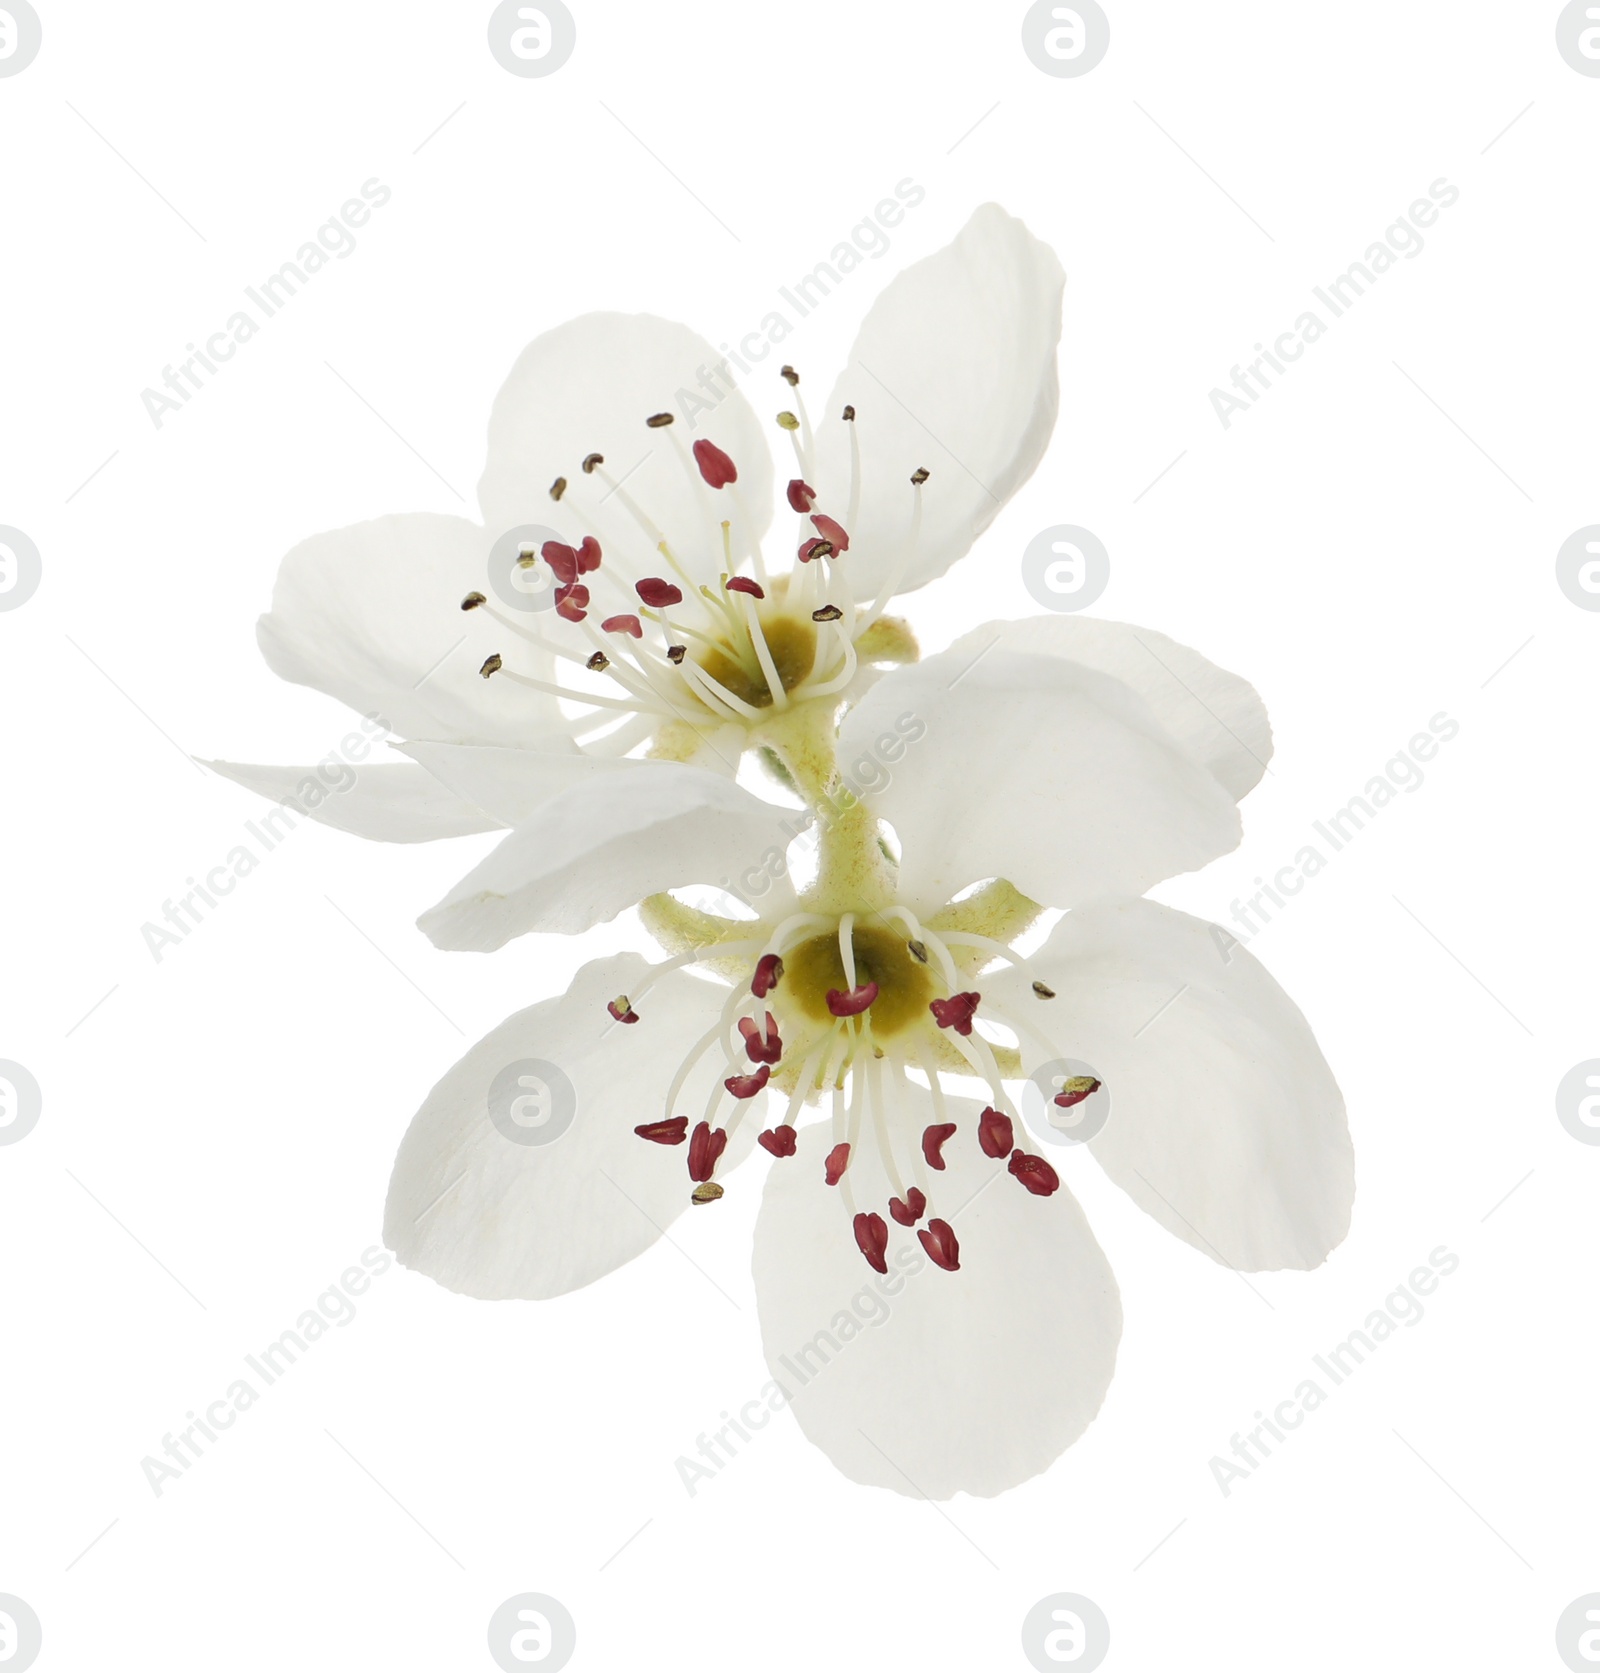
780, 923, 933, 1037
693, 610, 817, 709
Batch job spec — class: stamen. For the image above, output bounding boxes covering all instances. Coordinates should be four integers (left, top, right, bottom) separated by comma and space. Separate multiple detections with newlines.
921, 1122, 957, 1171
758, 1124, 798, 1157
978, 1106, 1015, 1159
907, 939, 928, 963
888, 1187, 927, 1227
606, 995, 639, 1024
582, 452, 604, 473
811, 513, 850, 552
930, 992, 981, 1036
812, 604, 843, 623
479, 654, 502, 679
1054, 1076, 1102, 1108
636, 578, 684, 608
737, 1012, 782, 1065
1008, 1152, 1061, 1196
687, 1120, 728, 1181
691, 1182, 724, 1205
853, 1210, 889, 1275
692, 438, 738, 488
725, 575, 764, 599
826, 983, 878, 1018
787, 479, 817, 512
461, 591, 486, 611
634, 1117, 687, 1145
724, 1065, 771, 1100
550, 476, 567, 501
918, 1218, 960, 1272
1032, 981, 1057, 999
646, 412, 674, 428
603, 614, 643, 637
587, 651, 610, 672
824, 1142, 851, 1185
751, 953, 784, 997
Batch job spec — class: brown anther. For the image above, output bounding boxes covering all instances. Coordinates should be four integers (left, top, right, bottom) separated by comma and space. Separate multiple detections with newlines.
1032, 980, 1057, 999
478, 654, 502, 679
461, 591, 486, 611
646, 412, 674, 428
549, 476, 567, 501
841, 404, 856, 421
691, 1182, 725, 1205
910, 467, 930, 485
586, 651, 610, 672
907, 938, 928, 963
666, 645, 687, 664
812, 604, 844, 622
781, 365, 800, 387
516, 546, 539, 569
776, 411, 800, 431
582, 452, 604, 473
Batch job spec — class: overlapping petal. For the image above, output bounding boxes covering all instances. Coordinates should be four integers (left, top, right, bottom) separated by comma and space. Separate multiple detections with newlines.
205, 759, 502, 842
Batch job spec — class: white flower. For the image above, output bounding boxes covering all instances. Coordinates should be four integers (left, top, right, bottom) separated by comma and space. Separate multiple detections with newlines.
383, 617, 1353, 1499
206, 203, 1066, 953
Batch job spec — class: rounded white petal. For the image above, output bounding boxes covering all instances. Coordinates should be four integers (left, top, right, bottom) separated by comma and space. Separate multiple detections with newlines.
477, 313, 773, 591
751, 1100, 1121, 1498
401, 741, 648, 828
385, 953, 741, 1299
204, 759, 502, 842
257, 513, 570, 748
417, 764, 797, 950
811, 204, 1065, 602
839, 646, 1241, 914
944, 616, 1273, 800
990, 899, 1353, 1271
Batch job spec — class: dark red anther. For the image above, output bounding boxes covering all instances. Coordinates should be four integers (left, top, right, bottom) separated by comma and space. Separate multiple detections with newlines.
888, 1186, 927, 1227
758, 1124, 797, 1158
824, 1142, 851, 1185
787, 478, 817, 512
688, 1120, 729, 1181
1053, 1076, 1103, 1109
555, 582, 589, 622
1008, 1151, 1061, 1197
929, 991, 981, 1036
798, 536, 834, 563
811, 513, 850, 552
725, 575, 765, 599
751, 953, 784, 997
541, 541, 579, 585
692, 438, 738, 488
738, 1012, 782, 1065
921, 1122, 957, 1171
602, 613, 643, 638
635, 1116, 687, 1145
607, 996, 639, 1024
725, 1064, 771, 1100
826, 981, 878, 1018
853, 1211, 889, 1275
978, 1105, 1014, 1159
576, 535, 603, 573
918, 1217, 961, 1272
636, 577, 684, 608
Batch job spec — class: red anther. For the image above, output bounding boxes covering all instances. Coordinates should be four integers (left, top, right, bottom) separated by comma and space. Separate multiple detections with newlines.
724, 1064, 771, 1100
576, 535, 603, 573
978, 1105, 1014, 1159
738, 1012, 782, 1065
758, 1124, 797, 1158
797, 537, 834, 563
787, 478, 817, 512
541, 541, 579, 585
888, 1186, 927, 1227
688, 1120, 729, 1182
555, 582, 590, 622
810, 513, 850, 552
634, 1116, 687, 1145
921, 1122, 958, 1171
751, 953, 784, 998
929, 991, 981, 1036
826, 981, 879, 1018
918, 1217, 961, 1272
607, 996, 639, 1024
602, 613, 643, 638
1008, 1150, 1061, 1197
725, 575, 765, 599
636, 577, 684, 608
1053, 1076, 1103, 1109
824, 1142, 851, 1185
692, 438, 738, 488
853, 1211, 889, 1275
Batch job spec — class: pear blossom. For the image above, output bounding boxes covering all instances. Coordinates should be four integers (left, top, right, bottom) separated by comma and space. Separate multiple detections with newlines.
207, 203, 1065, 941
384, 618, 1353, 1498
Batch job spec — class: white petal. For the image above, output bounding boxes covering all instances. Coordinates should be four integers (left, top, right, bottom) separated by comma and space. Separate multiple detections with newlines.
838, 646, 1241, 914
944, 616, 1273, 800
257, 513, 571, 748
477, 313, 774, 591
751, 1099, 1121, 1498
417, 764, 798, 949
811, 204, 1064, 602
401, 741, 645, 827
204, 759, 502, 842
384, 953, 742, 1299
990, 899, 1353, 1271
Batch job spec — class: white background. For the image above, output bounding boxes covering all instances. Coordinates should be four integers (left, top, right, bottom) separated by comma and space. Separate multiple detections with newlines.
2, 2, 1596, 1669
